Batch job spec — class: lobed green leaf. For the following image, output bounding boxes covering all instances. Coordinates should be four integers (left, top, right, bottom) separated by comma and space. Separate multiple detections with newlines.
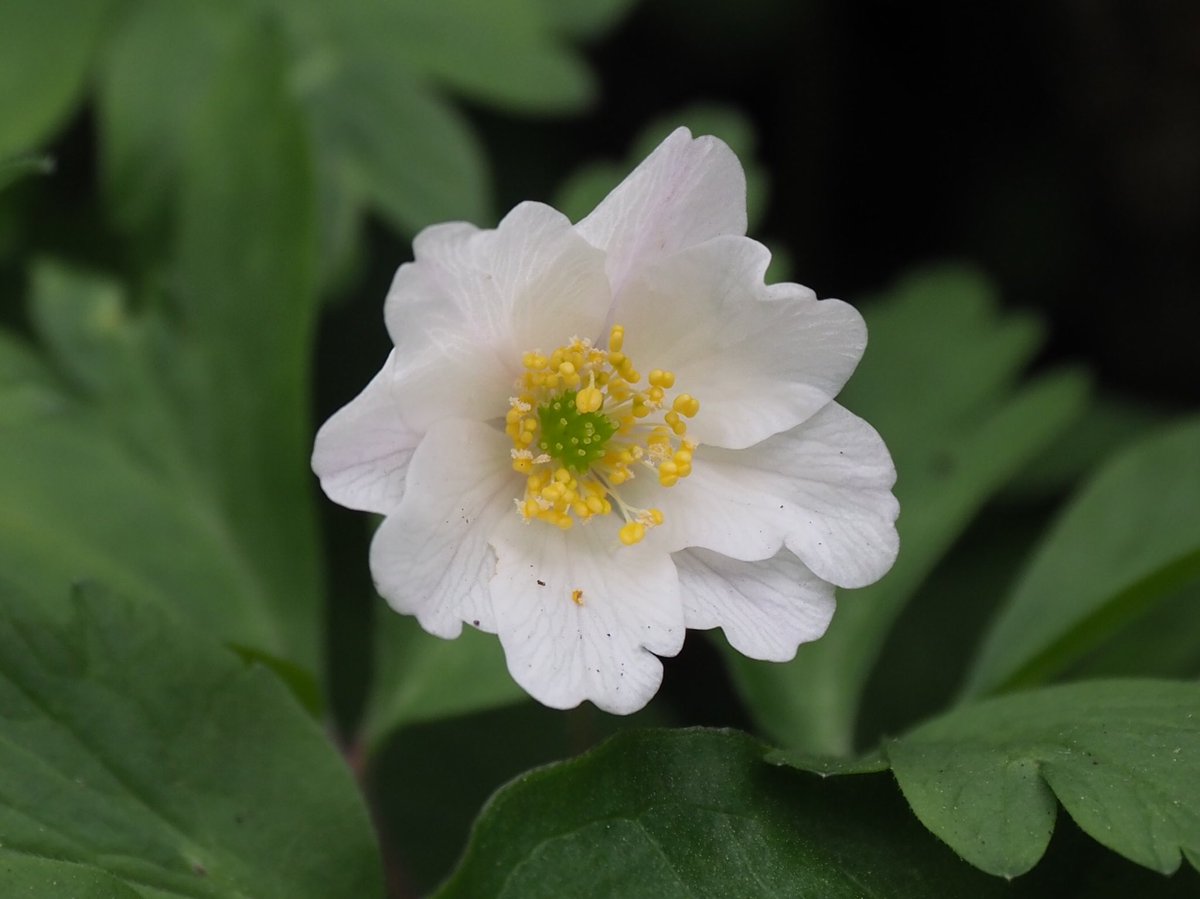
0, 584, 383, 898
882, 680, 1200, 878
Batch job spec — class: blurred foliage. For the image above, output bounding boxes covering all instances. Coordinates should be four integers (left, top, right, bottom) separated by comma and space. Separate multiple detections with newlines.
966, 416, 1200, 696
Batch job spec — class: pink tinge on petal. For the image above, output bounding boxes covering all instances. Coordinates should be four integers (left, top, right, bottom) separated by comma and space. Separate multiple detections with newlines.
311, 351, 420, 515
576, 127, 748, 297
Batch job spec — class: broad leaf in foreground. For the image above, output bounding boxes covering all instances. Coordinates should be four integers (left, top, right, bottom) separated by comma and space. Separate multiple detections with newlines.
0, 586, 383, 898
774, 680, 1200, 879
965, 417, 1200, 696
436, 728, 1010, 898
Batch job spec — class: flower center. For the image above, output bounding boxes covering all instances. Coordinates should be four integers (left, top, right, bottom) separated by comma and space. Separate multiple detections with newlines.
505, 324, 699, 546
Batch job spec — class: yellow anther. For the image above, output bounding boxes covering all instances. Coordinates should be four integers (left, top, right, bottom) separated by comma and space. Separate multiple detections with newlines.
576, 385, 603, 413
608, 351, 626, 367
672, 394, 700, 417
619, 522, 645, 545
649, 369, 675, 388
659, 474, 679, 488
609, 325, 624, 352
513, 457, 533, 474
649, 508, 664, 526
522, 352, 547, 370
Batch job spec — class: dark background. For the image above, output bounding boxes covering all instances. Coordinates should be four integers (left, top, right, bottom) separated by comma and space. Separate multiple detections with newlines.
491, 0, 1200, 404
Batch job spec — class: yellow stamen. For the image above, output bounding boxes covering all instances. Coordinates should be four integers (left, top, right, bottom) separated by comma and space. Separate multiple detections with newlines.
506, 323, 699, 546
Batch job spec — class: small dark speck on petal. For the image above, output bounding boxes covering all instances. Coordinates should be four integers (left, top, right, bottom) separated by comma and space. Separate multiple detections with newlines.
472, 619, 480, 627
537, 579, 546, 586
779, 505, 784, 510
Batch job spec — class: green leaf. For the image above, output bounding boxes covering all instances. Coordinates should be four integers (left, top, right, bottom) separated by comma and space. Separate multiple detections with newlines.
4, 262, 313, 669
308, 54, 490, 235
877, 680, 1200, 878
0, 412, 286, 657
537, 0, 641, 39
436, 728, 1013, 898
370, 702, 664, 894
0, 327, 62, 423
364, 611, 526, 750
336, 0, 595, 113
0, 856, 143, 898
96, 0, 245, 236
965, 417, 1200, 697
0, 0, 115, 156
173, 19, 323, 669
27, 262, 195, 471
1068, 579, 1200, 681
0, 584, 383, 897
1003, 393, 1171, 499
724, 267, 1090, 754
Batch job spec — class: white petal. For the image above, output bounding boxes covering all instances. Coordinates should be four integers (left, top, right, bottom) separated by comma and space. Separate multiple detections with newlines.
382, 202, 611, 430
311, 351, 419, 514
576, 127, 747, 295
369, 418, 518, 638
618, 236, 867, 448
674, 547, 836, 662
489, 518, 684, 714
636, 402, 899, 589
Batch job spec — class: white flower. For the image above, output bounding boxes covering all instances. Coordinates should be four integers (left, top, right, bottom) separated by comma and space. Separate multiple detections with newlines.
312, 128, 899, 714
